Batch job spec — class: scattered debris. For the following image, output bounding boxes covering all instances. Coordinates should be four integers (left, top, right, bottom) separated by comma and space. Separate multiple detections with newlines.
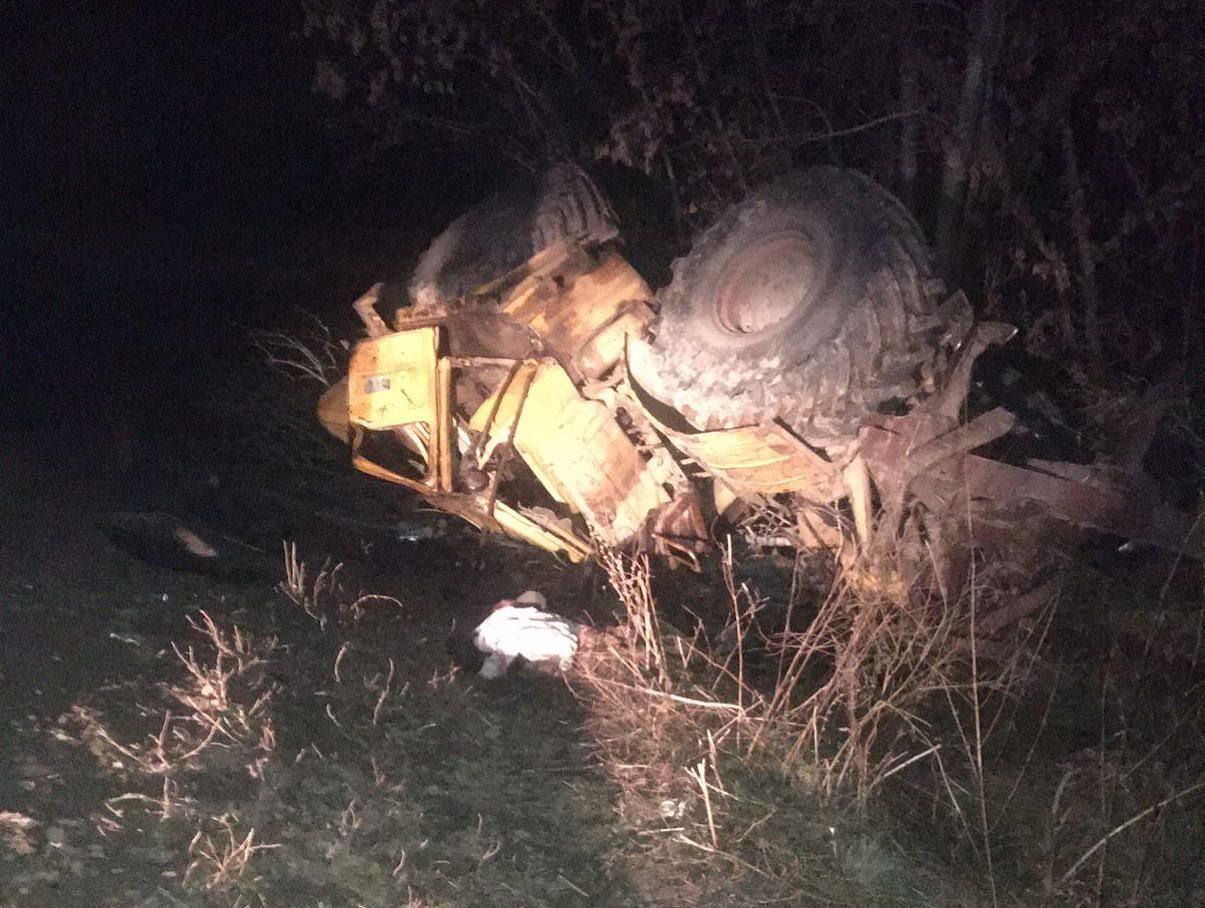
0, 811, 38, 855
392, 518, 444, 542
100, 511, 270, 579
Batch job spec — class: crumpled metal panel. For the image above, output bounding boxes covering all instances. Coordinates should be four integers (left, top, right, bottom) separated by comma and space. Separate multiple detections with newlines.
638, 409, 841, 500
472, 361, 670, 546
350, 448, 592, 562
858, 413, 1201, 557
501, 247, 655, 380
347, 327, 440, 431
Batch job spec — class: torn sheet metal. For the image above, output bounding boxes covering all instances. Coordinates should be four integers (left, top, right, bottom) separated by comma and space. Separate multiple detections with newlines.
858, 414, 1202, 557
471, 361, 670, 546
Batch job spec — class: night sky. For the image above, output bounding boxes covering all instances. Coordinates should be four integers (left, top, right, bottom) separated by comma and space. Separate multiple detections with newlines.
2, 2, 483, 432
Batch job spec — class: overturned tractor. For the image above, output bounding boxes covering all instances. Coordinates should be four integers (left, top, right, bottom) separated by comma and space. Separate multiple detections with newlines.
317, 164, 1199, 603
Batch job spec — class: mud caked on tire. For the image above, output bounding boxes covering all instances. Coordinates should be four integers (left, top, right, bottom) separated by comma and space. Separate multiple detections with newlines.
630, 167, 969, 448
408, 163, 620, 308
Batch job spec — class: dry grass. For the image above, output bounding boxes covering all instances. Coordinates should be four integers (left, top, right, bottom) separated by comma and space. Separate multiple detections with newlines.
49, 496, 1200, 903
593, 543, 669, 686
185, 818, 279, 892
758, 558, 1025, 802
574, 519, 1065, 901
279, 540, 346, 629
1025, 641, 1205, 904
279, 541, 405, 629
68, 609, 279, 833
574, 546, 819, 898
252, 316, 345, 388
169, 611, 277, 773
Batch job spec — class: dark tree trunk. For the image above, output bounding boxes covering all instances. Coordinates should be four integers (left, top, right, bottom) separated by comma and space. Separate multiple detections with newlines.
934, 0, 1000, 280
1059, 117, 1103, 361
897, 3, 919, 212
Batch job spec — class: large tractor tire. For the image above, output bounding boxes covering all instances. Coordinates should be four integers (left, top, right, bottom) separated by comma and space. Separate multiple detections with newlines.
408, 163, 619, 307
630, 167, 968, 448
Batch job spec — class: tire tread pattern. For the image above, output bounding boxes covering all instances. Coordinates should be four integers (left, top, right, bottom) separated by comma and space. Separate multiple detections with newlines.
641, 167, 966, 447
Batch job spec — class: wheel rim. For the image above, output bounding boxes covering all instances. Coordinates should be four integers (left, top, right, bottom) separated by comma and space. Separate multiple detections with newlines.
712, 230, 817, 338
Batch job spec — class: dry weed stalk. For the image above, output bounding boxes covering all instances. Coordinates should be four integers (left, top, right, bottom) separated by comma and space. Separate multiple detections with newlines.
167, 611, 276, 771
70, 612, 279, 838
715, 539, 771, 719
595, 543, 669, 686
253, 316, 343, 386
1056, 777, 1205, 891
346, 592, 406, 623
173, 611, 273, 708
173, 612, 243, 714
1032, 653, 1205, 903
746, 531, 1030, 806
185, 821, 279, 891
578, 545, 769, 879
279, 540, 307, 602
581, 509, 1052, 898
278, 541, 345, 628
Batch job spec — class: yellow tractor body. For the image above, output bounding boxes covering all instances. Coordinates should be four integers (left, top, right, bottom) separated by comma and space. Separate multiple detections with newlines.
321, 245, 734, 563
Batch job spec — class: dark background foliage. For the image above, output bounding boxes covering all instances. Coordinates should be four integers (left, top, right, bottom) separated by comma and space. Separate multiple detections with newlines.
3, 0, 1201, 431
304, 0, 1202, 373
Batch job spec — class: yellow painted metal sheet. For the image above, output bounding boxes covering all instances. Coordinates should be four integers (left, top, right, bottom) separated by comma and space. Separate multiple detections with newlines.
348, 327, 440, 430
473, 362, 669, 545
502, 250, 654, 380
351, 449, 591, 562
490, 501, 592, 562
317, 377, 350, 440
646, 413, 840, 499
468, 362, 539, 434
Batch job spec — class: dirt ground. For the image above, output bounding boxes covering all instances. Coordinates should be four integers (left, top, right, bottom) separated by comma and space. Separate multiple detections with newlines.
2, 424, 843, 907
3, 419, 1202, 907
0, 427, 652, 907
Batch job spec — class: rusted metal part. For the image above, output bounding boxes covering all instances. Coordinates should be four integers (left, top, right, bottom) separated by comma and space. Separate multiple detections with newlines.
500, 248, 655, 381
574, 301, 652, 381
468, 359, 524, 467
975, 578, 1060, 638
470, 241, 594, 301
352, 282, 390, 338
482, 441, 514, 522
928, 320, 1017, 420
446, 356, 527, 368
899, 409, 1016, 487
859, 409, 1015, 528
478, 365, 537, 521
648, 493, 710, 555
861, 410, 1015, 478
631, 389, 843, 501
795, 505, 854, 562
959, 456, 1201, 555
1093, 378, 1184, 472
859, 413, 1202, 557
349, 442, 592, 562
603, 381, 701, 523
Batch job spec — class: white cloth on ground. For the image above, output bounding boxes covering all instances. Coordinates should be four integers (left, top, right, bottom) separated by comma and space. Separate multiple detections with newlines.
473, 591, 579, 678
